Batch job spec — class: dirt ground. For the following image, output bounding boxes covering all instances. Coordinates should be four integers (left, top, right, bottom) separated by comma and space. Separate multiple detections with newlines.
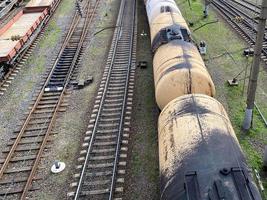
123, 0, 159, 199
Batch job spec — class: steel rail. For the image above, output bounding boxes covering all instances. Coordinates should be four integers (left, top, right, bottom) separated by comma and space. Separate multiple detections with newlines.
108, 0, 136, 198
0, 9, 80, 181
254, 102, 267, 127
212, 0, 255, 39
220, 0, 261, 31
0, 0, 19, 19
232, 0, 260, 14
73, 0, 129, 198
0, 0, 98, 198
21, 0, 99, 197
212, 0, 267, 57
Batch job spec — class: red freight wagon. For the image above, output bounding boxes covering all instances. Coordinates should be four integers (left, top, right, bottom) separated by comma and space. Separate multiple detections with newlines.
24, 0, 59, 12
0, 9, 48, 62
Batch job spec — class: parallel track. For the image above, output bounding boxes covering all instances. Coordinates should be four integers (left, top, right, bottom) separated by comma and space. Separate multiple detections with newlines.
0, 0, 99, 199
212, 0, 267, 63
0, 0, 19, 19
68, 0, 137, 199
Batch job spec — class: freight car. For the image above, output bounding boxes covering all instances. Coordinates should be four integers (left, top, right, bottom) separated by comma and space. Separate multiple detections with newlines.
159, 94, 261, 199
146, 0, 215, 109
145, 0, 262, 199
0, 0, 60, 78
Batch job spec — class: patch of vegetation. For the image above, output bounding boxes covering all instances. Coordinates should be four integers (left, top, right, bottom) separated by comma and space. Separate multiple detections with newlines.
56, 0, 75, 17
40, 20, 62, 49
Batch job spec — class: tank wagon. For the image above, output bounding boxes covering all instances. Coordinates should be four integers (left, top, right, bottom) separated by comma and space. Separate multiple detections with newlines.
0, 0, 60, 77
146, 0, 215, 109
145, 0, 262, 199
159, 94, 261, 199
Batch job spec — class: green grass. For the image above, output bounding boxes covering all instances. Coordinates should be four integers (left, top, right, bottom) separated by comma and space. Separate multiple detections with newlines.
56, 0, 75, 17
40, 20, 62, 49
176, 0, 267, 196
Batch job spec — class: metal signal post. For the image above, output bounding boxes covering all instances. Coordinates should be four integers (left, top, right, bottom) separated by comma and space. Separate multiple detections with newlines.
243, 0, 267, 130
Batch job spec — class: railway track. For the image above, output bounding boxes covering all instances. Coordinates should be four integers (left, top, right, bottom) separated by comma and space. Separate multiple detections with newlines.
0, 0, 19, 19
0, 3, 22, 26
0, 0, 61, 96
212, 0, 267, 63
67, 0, 137, 199
231, 0, 260, 15
0, 0, 99, 198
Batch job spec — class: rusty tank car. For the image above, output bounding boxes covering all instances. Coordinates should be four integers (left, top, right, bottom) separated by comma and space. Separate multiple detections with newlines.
145, 0, 262, 199
145, 0, 182, 24
145, 0, 215, 109
153, 40, 215, 109
158, 94, 261, 199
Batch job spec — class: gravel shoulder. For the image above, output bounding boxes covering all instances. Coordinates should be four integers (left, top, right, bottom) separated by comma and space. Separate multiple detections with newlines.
123, 0, 159, 199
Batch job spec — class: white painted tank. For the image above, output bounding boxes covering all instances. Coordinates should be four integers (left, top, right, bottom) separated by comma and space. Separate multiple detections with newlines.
146, 0, 182, 24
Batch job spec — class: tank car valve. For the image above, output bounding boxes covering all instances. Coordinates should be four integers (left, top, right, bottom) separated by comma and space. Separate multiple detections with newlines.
199, 41, 207, 55
138, 61, 147, 69
227, 78, 239, 86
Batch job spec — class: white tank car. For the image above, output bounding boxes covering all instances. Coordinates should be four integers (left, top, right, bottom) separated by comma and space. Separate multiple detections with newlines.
145, 0, 182, 24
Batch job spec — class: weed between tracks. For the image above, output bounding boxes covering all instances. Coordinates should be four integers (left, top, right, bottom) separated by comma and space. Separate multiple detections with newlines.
123, 0, 159, 199
176, 0, 267, 195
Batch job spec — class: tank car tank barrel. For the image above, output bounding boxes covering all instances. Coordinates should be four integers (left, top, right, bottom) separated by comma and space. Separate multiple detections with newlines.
158, 94, 262, 199
144, 0, 262, 199
145, 0, 215, 110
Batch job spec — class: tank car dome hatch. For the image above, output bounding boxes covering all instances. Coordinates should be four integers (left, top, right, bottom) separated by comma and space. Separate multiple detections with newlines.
151, 24, 191, 53
149, 12, 190, 43
158, 94, 262, 200
153, 40, 215, 110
